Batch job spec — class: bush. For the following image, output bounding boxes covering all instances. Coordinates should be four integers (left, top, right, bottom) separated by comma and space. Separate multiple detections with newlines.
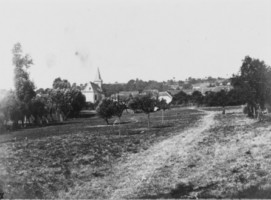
96, 99, 115, 124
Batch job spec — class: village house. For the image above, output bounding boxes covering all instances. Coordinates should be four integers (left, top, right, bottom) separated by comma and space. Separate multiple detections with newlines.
158, 91, 173, 104
82, 68, 105, 104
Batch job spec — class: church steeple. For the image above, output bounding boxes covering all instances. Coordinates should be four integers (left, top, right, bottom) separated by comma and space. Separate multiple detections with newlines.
94, 67, 103, 88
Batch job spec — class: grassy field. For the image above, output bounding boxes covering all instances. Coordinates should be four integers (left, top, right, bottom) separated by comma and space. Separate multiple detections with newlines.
2, 106, 271, 199
136, 109, 271, 199
0, 108, 204, 199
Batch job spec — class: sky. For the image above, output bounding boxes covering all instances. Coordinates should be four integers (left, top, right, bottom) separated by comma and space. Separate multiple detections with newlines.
0, 0, 270, 90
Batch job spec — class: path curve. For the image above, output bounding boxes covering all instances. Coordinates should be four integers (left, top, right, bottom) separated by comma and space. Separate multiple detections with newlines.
108, 111, 217, 199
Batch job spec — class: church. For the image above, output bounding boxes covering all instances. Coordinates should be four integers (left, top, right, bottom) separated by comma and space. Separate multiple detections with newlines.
82, 68, 105, 104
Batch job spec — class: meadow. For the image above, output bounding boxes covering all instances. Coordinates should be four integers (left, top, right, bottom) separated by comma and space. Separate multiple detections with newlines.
2, 106, 271, 199
0, 107, 204, 199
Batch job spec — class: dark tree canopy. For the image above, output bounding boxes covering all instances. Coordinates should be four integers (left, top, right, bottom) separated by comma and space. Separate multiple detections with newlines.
53, 77, 72, 89
129, 95, 157, 128
12, 43, 36, 103
231, 56, 271, 117
96, 98, 115, 124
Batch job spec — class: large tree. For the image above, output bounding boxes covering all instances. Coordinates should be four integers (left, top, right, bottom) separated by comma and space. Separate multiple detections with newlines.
231, 56, 271, 117
172, 91, 190, 105
12, 43, 36, 103
53, 77, 71, 89
12, 43, 36, 126
191, 91, 204, 106
129, 95, 157, 128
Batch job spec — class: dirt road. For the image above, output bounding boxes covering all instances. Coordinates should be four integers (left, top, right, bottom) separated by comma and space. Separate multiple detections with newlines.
106, 111, 216, 199
60, 108, 271, 199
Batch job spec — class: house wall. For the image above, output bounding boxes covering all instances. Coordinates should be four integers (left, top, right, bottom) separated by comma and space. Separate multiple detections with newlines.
83, 91, 95, 103
159, 96, 172, 104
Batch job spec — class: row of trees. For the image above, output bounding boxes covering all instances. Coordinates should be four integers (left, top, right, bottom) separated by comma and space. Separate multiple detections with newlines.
172, 56, 271, 119
102, 77, 228, 97
96, 95, 169, 128
171, 88, 246, 107
0, 43, 86, 129
102, 80, 172, 97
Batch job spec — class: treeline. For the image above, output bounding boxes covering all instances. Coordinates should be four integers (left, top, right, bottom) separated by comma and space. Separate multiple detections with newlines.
0, 43, 86, 130
171, 89, 246, 107
96, 95, 169, 128
102, 80, 172, 97
102, 77, 228, 97
171, 55, 271, 119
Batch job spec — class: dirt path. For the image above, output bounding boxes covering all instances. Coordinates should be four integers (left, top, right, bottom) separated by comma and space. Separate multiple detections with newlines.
106, 111, 217, 199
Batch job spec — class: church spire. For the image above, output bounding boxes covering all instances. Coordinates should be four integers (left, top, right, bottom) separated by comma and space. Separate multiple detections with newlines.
94, 67, 103, 88
95, 67, 102, 81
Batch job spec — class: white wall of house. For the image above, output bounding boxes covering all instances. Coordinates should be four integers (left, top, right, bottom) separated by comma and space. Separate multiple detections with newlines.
158, 96, 172, 104
83, 91, 95, 103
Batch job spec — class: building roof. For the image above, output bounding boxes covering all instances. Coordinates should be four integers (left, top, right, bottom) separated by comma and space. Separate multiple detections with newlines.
119, 91, 139, 96
182, 89, 194, 95
158, 91, 172, 98
141, 89, 159, 96
168, 90, 182, 96
91, 82, 103, 93
83, 82, 103, 94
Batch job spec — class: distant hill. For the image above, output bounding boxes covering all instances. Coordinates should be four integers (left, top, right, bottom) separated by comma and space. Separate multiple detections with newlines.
101, 77, 231, 97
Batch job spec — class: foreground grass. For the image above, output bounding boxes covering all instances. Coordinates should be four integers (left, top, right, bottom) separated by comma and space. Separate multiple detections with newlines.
0, 108, 204, 199
137, 109, 271, 199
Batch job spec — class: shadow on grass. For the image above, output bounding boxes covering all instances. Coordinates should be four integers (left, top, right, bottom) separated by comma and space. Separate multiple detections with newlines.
5, 121, 82, 132
139, 182, 222, 199
140, 183, 271, 199
78, 113, 97, 118
152, 124, 174, 129
230, 184, 271, 199
138, 182, 195, 199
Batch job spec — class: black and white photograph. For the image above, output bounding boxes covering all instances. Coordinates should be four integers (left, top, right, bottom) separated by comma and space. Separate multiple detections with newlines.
0, 0, 271, 198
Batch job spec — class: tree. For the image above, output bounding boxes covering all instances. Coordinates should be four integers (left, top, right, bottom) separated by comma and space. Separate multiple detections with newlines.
157, 99, 170, 124
191, 91, 204, 106
12, 43, 36, 126
113, 101, 127, 122
112, 101, 127, 135
96, 98, 115, 124
48, 87, 86, 120
172, 91, 190, 105
69, 88, 86, 117
129, 95, 157, 128
29, 97, 47, 125
126, 79, 137, 91
0, 91, 24, 128
227, 88, 246, 106
53, 77, 71, 89
231, 56, 271, 118
12, 43, 36, 103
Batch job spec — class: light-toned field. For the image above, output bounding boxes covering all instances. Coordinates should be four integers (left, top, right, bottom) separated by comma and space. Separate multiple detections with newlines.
1, 106, 271, 199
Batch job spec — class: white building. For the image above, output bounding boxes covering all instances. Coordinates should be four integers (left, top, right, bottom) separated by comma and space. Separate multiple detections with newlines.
82, 68, 105, 104
158, 91, 173, 104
